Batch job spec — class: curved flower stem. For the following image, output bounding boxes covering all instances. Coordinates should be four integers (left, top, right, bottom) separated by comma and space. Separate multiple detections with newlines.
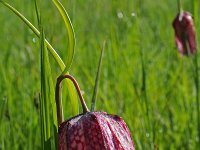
56, 74, 89, 126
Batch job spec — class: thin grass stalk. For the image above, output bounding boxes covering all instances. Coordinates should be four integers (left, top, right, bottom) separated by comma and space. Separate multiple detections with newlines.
0, 97, 6, 127
91, 41, 106, 111
137, 1, 153, 148
34, 0, 40, 25
40, 29, 52, 150
0, 0, 79, 120
52, 0, 79, 119
194, 51, 200, 147
0, 1, 65, 71
139, 45, 153, 149
34, 1, 45, 149
39, 94, 45, 149
140, 50, 149, 120
192, 0, 200, 146
139, 47, 151, 141
52, 0, 75, 74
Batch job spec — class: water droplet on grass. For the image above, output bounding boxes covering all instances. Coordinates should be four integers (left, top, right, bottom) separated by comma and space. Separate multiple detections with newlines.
159, 128, 163, 133
131, 12, 136, 17
117, 11, 123, 19
195, 136, 199, 142
146, 133, 150, 138
32, 38, 36, 43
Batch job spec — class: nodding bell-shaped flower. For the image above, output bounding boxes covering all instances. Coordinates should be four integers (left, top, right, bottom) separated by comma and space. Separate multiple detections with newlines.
56, 75, 135, 150
59, 111, 135, 150
172, 11, 196, 55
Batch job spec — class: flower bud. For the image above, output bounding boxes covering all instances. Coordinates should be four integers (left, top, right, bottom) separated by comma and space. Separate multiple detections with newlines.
172, 11, 196, 55
59, 111, 135, 150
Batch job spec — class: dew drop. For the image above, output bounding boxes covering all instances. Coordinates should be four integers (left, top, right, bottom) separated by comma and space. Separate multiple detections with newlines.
131, 12, 136, 17
117, 11, 123, 19
32, 38, 36, 43
146, 133, 150, 138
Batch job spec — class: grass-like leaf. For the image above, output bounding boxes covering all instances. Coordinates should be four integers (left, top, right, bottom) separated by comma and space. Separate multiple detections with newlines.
52, 0, 75, 74
52, 0, 78, 117
91, 41, 106, 111
0, 0, 78, 118
40, 27, 54, 149
0, 97, 6, 127
192, 0, 198, 25
192, 0, 200, 147
0, 0, 65, 71
35, 0, 58, 149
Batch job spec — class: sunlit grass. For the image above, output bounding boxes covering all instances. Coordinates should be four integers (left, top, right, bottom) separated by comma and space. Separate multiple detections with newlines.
0, 0, 199, 149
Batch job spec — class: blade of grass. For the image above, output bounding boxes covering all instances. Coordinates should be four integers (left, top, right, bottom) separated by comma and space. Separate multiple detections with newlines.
34, 0, 40, 25
192, 0, 198, 25
0, 0, 65, 71
52, 0, 75, 74
0, 0, 78, 118
192, 0, 200, 147
91, 41, 106, 111
35, 1, 57, 149
40, 27, 53, 149
52, 0, 78, 117
0, 97, 7, 127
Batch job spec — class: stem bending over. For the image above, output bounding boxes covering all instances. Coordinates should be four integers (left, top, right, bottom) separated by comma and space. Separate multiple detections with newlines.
55, 74, 89, 126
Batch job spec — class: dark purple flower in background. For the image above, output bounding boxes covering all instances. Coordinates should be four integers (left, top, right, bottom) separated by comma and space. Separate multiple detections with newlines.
172, 11, 196, 55
59, 111, 135, 150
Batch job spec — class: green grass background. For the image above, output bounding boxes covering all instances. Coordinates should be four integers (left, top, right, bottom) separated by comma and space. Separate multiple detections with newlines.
0, 0, 199, 149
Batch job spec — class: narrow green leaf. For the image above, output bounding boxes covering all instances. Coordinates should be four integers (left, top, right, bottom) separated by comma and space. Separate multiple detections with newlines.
40, 28, 54, 149
0, 1, 65, 71
192, 0, 198, 25
192, 0, 200, 147
52, 0, 75, 74
0, 97, 7, 127
91, 41, 106, 111
52, 0, 78, 116
0, 0, 78, 123
34, 0, 40, 25
40, 28, 51, 144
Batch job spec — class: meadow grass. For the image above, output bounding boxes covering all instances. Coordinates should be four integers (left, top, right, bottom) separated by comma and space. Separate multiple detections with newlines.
0, 0, 200, 149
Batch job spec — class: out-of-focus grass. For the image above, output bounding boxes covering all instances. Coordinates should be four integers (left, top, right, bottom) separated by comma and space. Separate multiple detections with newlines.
0, 0, 199, 149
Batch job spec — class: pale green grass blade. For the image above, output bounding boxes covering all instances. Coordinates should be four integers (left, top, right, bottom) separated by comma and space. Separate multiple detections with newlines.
192, 0, 198, 25
52, 0, 75, 74
0, 0, 78, 119
91, 41, 105, 111
0, 97, 6, 127
52, 0, 78, 116
193, 0, 200, 147
35, 0, 58, 148
34, 0, 40, 25
40, 28, 53, 149
0, 0, 65, 71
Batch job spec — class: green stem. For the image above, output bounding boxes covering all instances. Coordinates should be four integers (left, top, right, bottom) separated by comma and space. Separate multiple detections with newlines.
177, 0, 183, 14
56, 75, 89, 126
